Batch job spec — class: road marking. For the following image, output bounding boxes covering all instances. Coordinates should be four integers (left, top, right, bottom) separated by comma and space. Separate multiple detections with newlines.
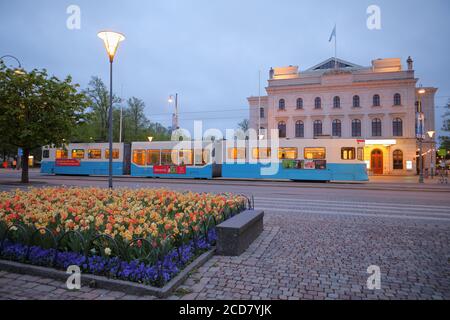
255, 206, 450, 222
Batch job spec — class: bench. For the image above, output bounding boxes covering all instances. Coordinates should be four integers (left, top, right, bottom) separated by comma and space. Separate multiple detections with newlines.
216, 210, 264, 256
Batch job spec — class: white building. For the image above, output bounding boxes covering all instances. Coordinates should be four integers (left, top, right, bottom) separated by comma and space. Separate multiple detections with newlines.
248, 57, 437, 176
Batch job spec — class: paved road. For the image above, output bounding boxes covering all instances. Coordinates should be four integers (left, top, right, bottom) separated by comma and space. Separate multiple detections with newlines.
0, 171, 449, 300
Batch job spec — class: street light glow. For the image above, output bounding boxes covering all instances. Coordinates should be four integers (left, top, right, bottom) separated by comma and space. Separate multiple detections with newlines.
97, 31, 125, 62
418, 88, 426, 95
427, 130, 435, 138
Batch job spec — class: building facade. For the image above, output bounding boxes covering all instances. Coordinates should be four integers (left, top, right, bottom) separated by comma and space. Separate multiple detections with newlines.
248, 57, 437, 176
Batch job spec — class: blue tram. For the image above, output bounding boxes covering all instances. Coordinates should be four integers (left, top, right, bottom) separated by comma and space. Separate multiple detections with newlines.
41, 139, 368, 182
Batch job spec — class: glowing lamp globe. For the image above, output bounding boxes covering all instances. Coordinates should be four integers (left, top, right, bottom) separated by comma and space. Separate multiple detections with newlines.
97, 31, 125, 62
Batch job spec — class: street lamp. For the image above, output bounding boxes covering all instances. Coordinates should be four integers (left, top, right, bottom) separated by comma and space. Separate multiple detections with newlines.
168, 94, 179, 130
427, 130, 436, 178
417, 87, 426, 184
98, 30, 125, 189
0, 55, 25, 75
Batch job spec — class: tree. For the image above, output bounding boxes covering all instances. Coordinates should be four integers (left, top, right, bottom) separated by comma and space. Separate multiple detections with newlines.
125, 97, 148, 139
439, 99, 450, 150
237, 119, 250, 132
83, 76, 121, 141
0, 64, 89, 183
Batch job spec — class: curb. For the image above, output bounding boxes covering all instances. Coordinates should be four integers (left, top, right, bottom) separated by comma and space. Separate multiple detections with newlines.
0, 248, 215, 298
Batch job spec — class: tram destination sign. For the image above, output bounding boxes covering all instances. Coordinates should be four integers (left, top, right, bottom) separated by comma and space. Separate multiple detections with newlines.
153, 165, 187, 175
55, 159, 81, 167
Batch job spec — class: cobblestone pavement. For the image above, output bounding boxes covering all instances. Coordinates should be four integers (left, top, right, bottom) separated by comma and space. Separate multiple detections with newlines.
1, 195, 449, 300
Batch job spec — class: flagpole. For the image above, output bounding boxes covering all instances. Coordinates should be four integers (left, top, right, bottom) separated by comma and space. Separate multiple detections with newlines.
334, 24, 337, 69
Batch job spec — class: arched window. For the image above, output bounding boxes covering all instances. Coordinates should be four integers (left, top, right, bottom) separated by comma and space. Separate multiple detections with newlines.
260, 107, 265, 118
372, 118, 382, 137
278, 121, 286, 138
333, 96, 341, 109
353, 95, 360, 108
313, 120, 322, 137
296, 98, 303, 109
393, 150, 404, 170
394, 93, 401, 106
352, 119, 361, 137
393, 118, 403, 137
279, 99, 285, 110
332, 119, 342, 137
295, 120, 304, 138
314, 97, 322, 109
373, 94, 381, 107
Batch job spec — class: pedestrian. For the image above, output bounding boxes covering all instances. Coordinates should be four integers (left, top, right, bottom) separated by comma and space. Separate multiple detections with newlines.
12, 159, 17, 170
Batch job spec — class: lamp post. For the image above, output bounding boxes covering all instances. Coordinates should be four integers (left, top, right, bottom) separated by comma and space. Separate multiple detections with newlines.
0, 55, 25, 75
169, 94, 179, 130
427, 130, 436, 179
97, 31, 125, 189
417, 87, 426, 184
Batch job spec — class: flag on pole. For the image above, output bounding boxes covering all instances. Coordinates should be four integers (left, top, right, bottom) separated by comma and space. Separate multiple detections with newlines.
329, 24, 336, 42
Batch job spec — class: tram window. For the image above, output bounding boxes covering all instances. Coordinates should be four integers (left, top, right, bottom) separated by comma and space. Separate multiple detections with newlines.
341, 147, 356, 160
56, 150, 68, 159
304, 148, 326, 160
88, 149, 102, 159
252, 148, 271, 159
227, 148, 246, 160
179, 150, 193, 165
357, 147, 364, 161
161, 149, 173, 165
147, 150, 160, 165
195, 149, 210, 166
132, 150, 146, 165
278, 148, 298, 160
42, 150, 50, 159
71, 149, 85, 159
105, 149, 120, 159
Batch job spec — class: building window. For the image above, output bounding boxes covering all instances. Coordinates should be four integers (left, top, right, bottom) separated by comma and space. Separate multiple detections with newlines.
372, 118, 382, 137
332, 119, 342, 137
353, 95, 360, 108
296, 98, 303, 109
278, 121, 287, 138
352, 119, 361, 137
304, 147, 326, 160
279, 99, 285, 110
393, 118, 403, 137
260, 107, 265, 118
341, 147, 356, 160
393, 150, 404, 169
88, 149, 102, 159
394, 93, 402, 106
314, 97, 322, 109
295, 120, 304, 138
373, 94, 381, 107
333, 96, 341, 109
313, 120, 322, 137
42, 150, 50, 159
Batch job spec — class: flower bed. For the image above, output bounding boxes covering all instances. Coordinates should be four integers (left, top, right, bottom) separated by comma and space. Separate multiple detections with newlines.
0, 187, 247, 286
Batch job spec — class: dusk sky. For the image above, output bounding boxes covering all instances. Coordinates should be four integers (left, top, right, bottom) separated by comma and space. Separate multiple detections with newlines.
1, 0, 449, 137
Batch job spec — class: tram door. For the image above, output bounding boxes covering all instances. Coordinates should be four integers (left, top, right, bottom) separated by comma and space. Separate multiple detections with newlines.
371, 149, 383, 175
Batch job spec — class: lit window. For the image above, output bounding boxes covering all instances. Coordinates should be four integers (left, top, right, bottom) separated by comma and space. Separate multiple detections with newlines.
105, 149, 120, 159
71, 149, 85, 159
252, 148, 271, 159
393, 150, 404, 169
304, 147, 326, 160
88, 149, 102, 159
147, 150, 160, 165
179, 150, 193, 165
341, 147, 356, 160
56, 150, 68, 159
357, 147, 364, 161
132, 150, 146, 165
278, 148, 298, 160
227, 148, 246, 160
161, 149, 173, 165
